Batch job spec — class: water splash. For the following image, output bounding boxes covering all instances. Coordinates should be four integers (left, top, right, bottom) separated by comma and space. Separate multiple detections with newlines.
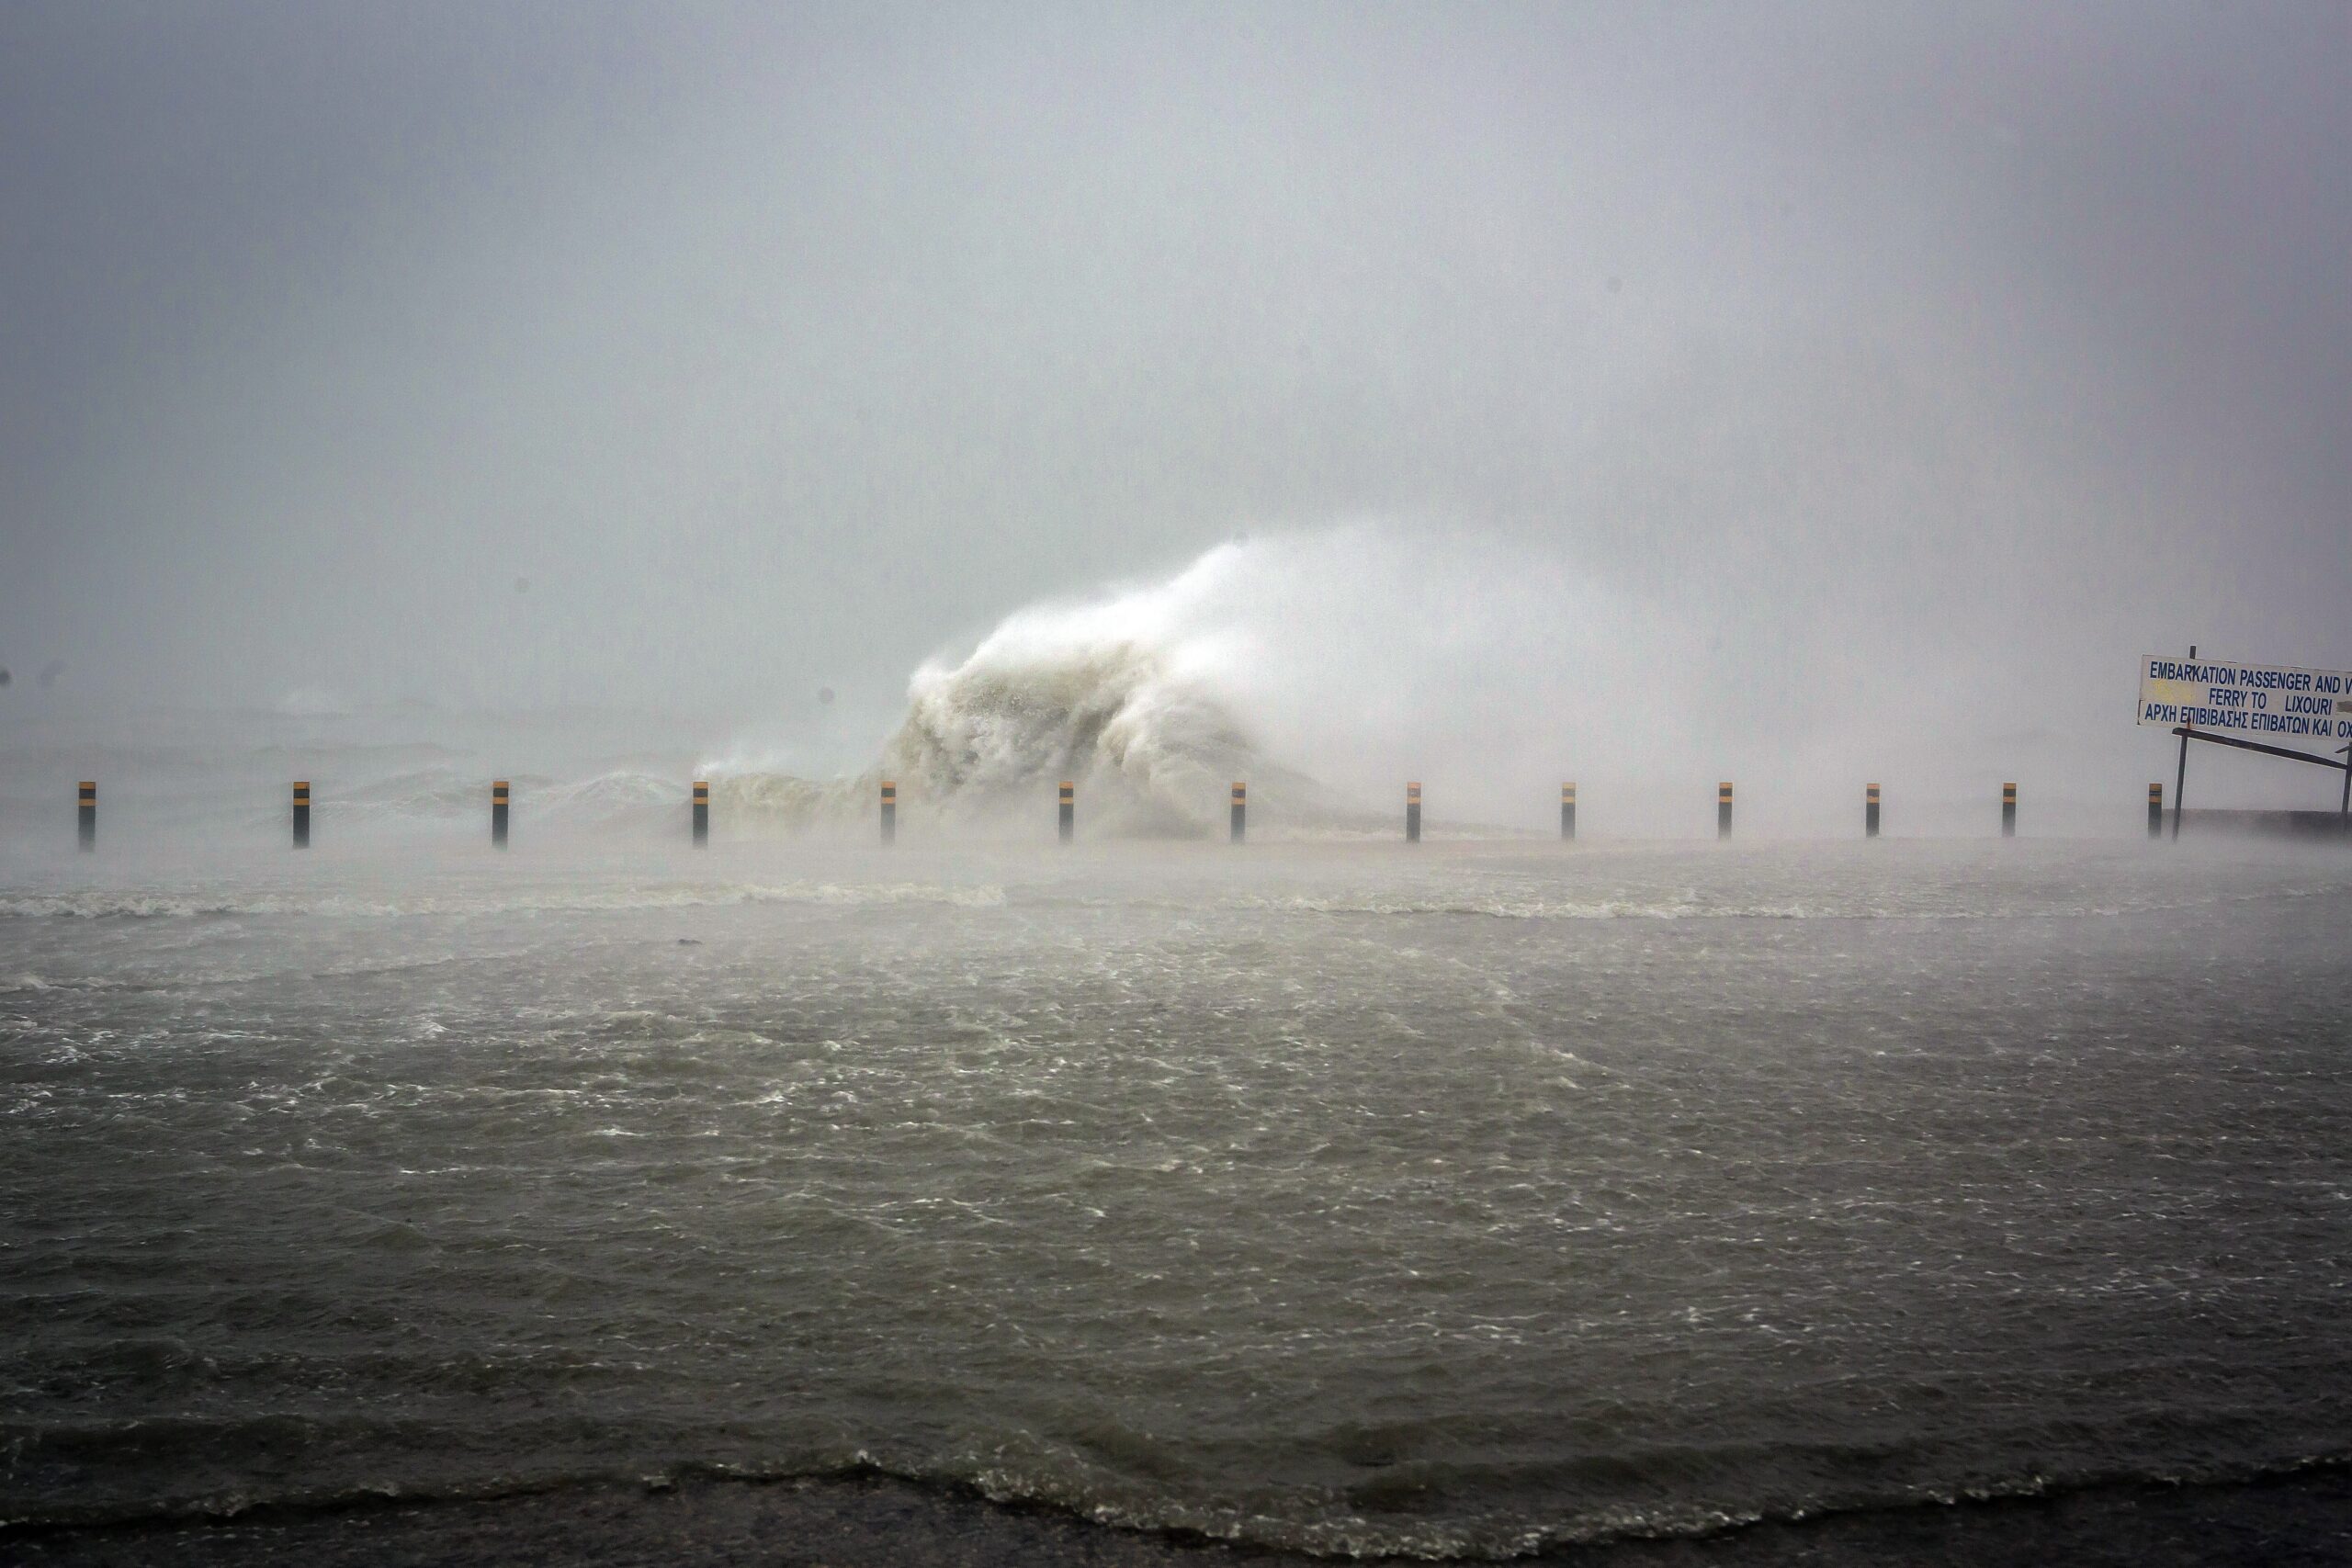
711, 537, 1383, 837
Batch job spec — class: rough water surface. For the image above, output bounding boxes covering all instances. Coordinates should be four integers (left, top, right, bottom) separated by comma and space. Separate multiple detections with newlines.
3, 838, 2348, 1561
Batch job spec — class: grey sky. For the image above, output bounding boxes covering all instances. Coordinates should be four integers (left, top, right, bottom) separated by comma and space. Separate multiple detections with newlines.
2, 2, 2346, 796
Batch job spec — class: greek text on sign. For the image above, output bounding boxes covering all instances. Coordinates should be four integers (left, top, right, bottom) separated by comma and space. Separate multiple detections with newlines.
2138, 655, 2352, 743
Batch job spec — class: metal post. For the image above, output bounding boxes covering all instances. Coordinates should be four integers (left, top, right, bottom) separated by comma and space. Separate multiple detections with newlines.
1405, 782, 1421, 842
77, 781, 95, 852
692, 780, 709, 847
1230, 782, 1246, 843
1865, 783, 1880, 839
1717, 782, 1733, 840
2148, 782, 2163, 840
880, 781, 897, 844
492, 780, 510, 848
2173, 644, 2195, 840
1560, 782, 1576, 840
1058, 780, 1074, 843
2002, 782, 2017, 838
292, 781, 311, 849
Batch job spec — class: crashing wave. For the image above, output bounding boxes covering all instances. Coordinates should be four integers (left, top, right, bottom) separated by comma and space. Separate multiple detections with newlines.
709, 546, 1381, 839
880, 636, 1250, 835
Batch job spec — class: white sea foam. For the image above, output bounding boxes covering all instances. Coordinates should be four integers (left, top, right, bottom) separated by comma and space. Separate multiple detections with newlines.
0, 882, 1004, 920
1244, 894, 1824, 920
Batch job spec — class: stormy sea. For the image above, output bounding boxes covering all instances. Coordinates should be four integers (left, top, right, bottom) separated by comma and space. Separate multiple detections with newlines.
3, 562, 2347, 1566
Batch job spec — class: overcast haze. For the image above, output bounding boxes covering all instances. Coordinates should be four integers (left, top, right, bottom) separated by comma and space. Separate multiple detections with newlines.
4, 0, 2349, 815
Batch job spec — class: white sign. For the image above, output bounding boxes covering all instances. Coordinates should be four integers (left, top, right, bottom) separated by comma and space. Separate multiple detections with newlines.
2138, 654, 2352, 746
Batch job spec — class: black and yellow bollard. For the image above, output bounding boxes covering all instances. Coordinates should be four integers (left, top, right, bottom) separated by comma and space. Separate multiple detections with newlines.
1717, 781, 1733, 840
77, 781, 96, 852
1560, 782, 1577, 840
1230, 782, 1246, 844
1406, 782, 1422, 843
292, 781, 311, 849
692, 780, 709, 846
492, 780, 510, 848
1865, 783, 1880, 839
2002, 782, 2017, 838
2147, 782, 2163, 840
880, 781, 897, 844
1058, 780, 1075, 843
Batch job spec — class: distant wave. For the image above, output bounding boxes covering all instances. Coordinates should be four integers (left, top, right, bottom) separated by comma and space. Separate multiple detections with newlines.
317, 769, 685, 828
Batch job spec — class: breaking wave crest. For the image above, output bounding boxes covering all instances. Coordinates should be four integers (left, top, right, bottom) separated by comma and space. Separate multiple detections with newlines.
712, 542, 1379, 838
882, 628, 1250, 835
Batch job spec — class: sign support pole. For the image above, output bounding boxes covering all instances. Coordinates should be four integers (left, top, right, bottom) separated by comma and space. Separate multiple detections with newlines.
2171, 643, 2194, 841
2142, 648, 2352, 831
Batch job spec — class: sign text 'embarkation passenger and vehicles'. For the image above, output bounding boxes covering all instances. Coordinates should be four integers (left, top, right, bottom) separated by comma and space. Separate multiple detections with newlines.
2139, 654, 2352, 745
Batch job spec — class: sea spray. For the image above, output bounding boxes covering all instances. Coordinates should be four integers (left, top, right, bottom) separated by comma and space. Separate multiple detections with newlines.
698, 526, 1671, 837
882, 625, 1253, 835
707, 536, 1390, 837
